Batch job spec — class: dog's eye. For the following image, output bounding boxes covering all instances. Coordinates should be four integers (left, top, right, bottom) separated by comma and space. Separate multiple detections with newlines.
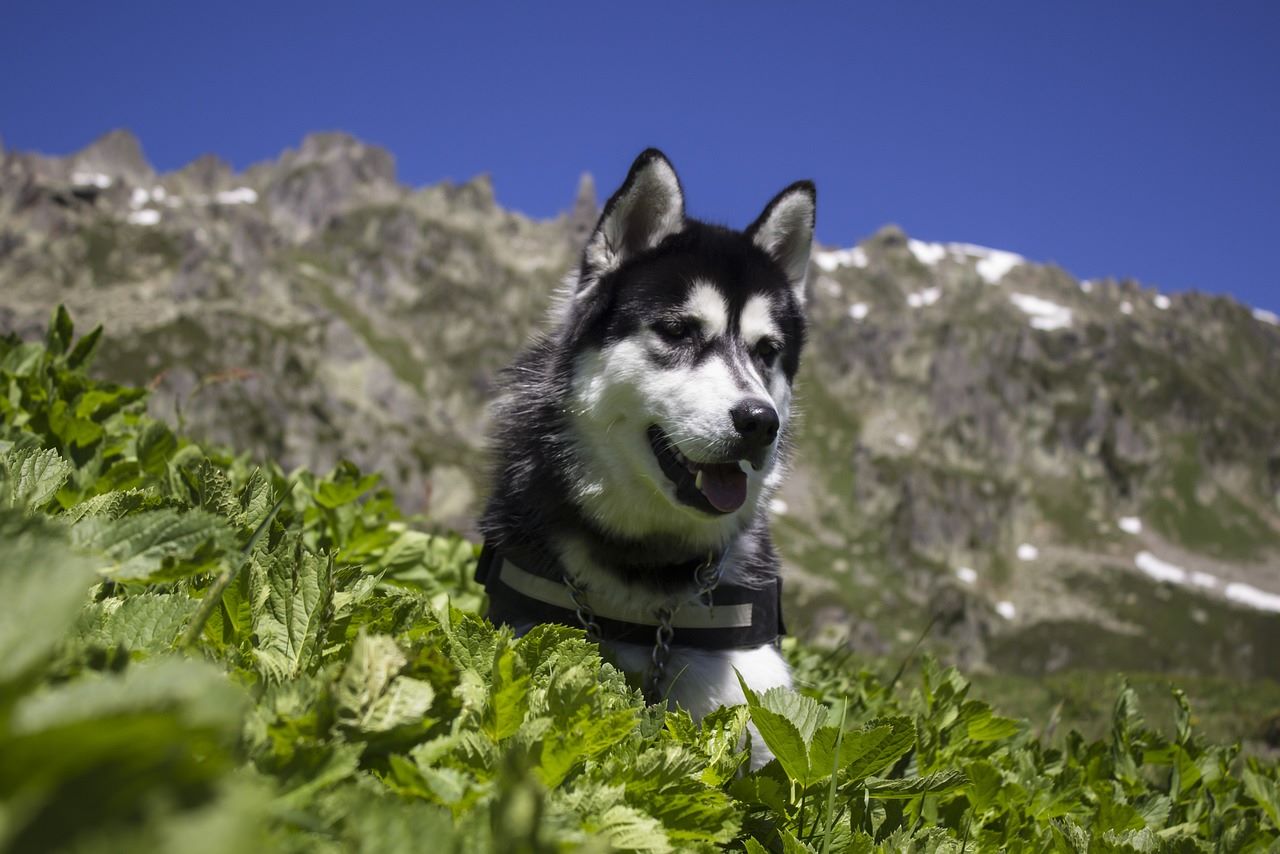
655, 318, 696, 342
754, 338, 782, 366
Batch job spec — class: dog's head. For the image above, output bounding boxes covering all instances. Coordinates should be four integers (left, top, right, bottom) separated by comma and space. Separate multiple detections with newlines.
559, 149, 814, 549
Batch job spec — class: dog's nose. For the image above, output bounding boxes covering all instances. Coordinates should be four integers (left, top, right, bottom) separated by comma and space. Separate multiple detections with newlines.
730, 399, 779, 449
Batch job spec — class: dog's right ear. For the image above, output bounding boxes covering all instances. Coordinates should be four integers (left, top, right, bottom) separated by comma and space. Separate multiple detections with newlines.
577, 149, 685, 298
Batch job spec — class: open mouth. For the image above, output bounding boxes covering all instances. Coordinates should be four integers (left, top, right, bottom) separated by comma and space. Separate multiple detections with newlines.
647, 425, 752, 515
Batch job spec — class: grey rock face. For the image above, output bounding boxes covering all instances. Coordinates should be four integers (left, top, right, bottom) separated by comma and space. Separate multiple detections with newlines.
1, 132, 1277, 681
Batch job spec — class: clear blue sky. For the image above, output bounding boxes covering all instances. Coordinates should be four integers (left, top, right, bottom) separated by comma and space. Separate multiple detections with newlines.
2, 1, 1277, 309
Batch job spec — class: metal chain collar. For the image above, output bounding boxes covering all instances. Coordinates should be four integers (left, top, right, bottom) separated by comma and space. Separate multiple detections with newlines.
563, 551, 725, 706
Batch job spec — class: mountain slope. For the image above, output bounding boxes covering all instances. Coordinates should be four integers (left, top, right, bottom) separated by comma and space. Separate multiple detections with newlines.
1, 130, 1277, 684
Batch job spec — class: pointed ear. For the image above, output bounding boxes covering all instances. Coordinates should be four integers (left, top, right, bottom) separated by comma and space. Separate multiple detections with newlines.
747, 180, 816, 304
578, 149, 684, 296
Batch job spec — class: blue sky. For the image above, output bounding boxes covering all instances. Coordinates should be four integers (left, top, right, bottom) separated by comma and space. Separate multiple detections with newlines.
2, 1, 1277, 309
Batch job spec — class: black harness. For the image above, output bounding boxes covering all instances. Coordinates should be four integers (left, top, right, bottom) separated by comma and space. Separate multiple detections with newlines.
476, 541, 786, 650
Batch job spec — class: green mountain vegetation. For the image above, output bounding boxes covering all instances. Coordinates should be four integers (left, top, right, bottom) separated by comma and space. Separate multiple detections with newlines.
3, 304, 1280, 851
3, 132, 1278, 699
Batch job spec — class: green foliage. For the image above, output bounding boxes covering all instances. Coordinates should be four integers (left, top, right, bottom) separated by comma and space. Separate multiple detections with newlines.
1, 308, 1277, 852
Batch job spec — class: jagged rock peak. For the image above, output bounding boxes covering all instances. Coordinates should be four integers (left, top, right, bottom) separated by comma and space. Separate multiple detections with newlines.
73, 129, 154, 183
568, 172, 598, 242
290, 131, 397, 183
870, 223, 908, 248
171, 153, 235, 192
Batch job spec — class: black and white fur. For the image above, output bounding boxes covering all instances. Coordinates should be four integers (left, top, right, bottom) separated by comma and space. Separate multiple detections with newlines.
481, 149, 814, 765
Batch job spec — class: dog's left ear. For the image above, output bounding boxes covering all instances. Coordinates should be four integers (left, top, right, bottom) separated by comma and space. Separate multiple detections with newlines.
578, 149, 685, 297
747, 181, 816, 305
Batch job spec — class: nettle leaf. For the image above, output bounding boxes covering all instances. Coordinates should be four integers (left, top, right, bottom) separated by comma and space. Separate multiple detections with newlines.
750, 707, 811, 784
0, 447, 73, 510
81, 593, 198, 656
0, 510, 98, 686
696, 704, 751, 786
73, 507, 235, 581
65, 324, 102, 370
65, 488, 148, 522
810, 722, 889, 785
844, 717, 918, 782
47, 398, 104, 450
314, 461, 381, 509
45, 304, 74, 355
864, 769, 967, 799
1244, 766, 1280, 829
966, 706, 1023, 742
736, 672, 827, 785
10, 657, 245, 735
236, 468, 276, 532
251, 540, 333, 682
776, 827, 819, 853
590, 804, 672, 854
1, 659, 251, 852
483, 646, 531, 742
335, 632, 436, 734
134, 421, 177, 476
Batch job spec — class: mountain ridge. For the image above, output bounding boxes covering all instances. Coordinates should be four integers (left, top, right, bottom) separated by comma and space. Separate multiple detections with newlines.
2, 129, 1277, 684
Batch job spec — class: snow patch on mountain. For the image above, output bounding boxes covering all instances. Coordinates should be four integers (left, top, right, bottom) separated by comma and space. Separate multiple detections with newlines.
814, 246, 867, 271
215, 187, 259, 205
126, 209, 160, 226
907, 287, 941, 308
71, 171, 112, 189
1135, 551, 1185, 583
908, 240, 947, 266
1225, 582, 1280, 613
1009, 293, 1072, 331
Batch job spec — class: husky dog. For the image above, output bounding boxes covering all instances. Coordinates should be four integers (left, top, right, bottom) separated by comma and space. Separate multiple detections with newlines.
477, 149, 813, 766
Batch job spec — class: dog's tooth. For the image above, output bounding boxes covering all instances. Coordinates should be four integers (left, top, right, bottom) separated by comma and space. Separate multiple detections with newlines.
695, 470, 703, 490
738, 459, 751, 475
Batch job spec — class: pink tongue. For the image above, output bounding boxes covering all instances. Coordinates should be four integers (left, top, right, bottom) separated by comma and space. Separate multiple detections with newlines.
698, 463, 748, 512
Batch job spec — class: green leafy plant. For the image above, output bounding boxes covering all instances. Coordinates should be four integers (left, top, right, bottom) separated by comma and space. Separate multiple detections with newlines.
0, 307, 1277, 852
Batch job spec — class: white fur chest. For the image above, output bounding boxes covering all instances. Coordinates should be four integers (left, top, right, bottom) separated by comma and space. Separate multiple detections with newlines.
606, 639, 791, 769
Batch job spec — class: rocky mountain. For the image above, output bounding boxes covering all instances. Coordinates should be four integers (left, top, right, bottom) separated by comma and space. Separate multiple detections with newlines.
2, 130, 1278, 687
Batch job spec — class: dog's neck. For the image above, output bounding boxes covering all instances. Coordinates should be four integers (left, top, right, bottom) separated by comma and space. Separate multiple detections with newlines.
496, 503, 772, 616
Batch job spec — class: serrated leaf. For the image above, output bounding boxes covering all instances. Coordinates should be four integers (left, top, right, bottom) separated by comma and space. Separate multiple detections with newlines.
251, 541, 333, 682
10, 658, 245, 734
966, 708, 1022, 742
745, 702, 810, 784
810, 722, 907, 785
73, 507, 234, 581
754, 684, 828, 745
65, 324, 102, 370
135, 421, 177, 476
1243, 767, 1280, 829
592, 804, 672, 854
842, 717, 916, 783
484, 646, 530, 742
0, 447, 73, 509
83, 593, 198, 655
335, 632, 436, 735
46, 304, 74, 355
0, 510, 98, 686
736, 672, 825, 784
777, 827, 819, 853
865, 769, 967, 799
